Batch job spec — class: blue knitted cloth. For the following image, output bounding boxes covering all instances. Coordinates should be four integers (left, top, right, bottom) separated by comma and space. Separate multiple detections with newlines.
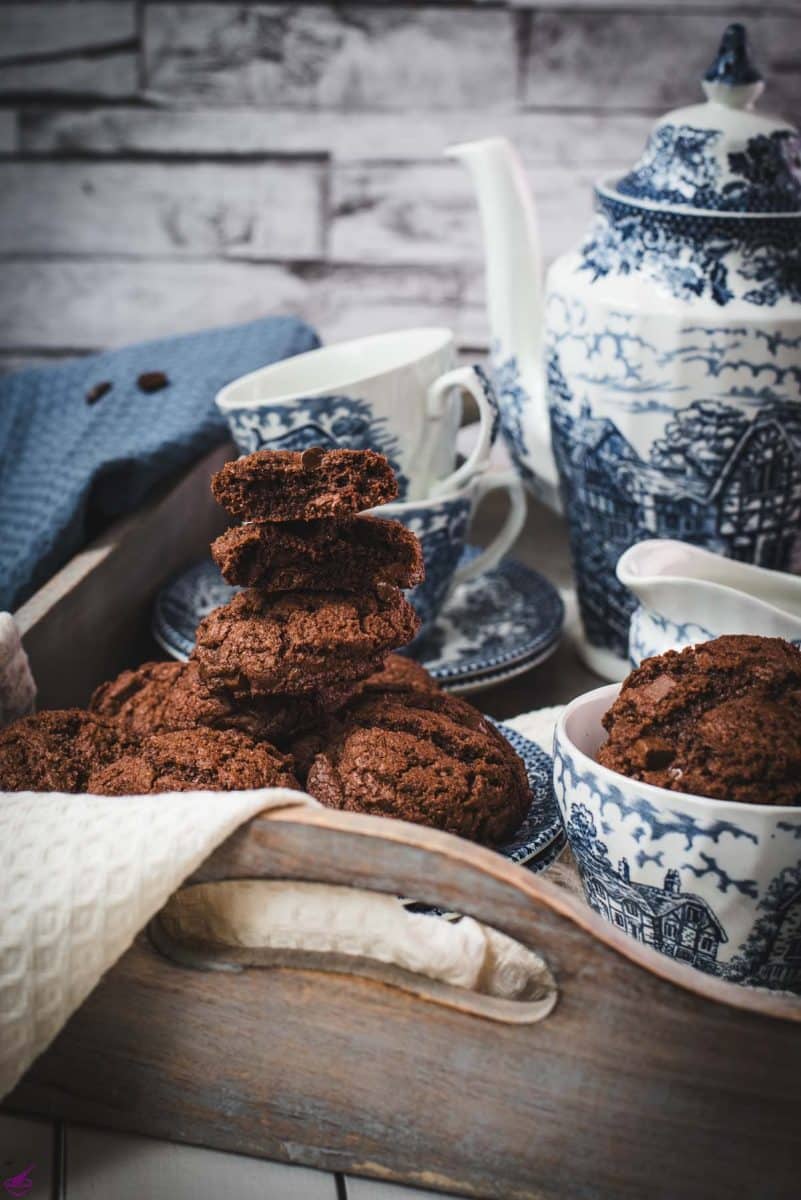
0, 317, 319, 611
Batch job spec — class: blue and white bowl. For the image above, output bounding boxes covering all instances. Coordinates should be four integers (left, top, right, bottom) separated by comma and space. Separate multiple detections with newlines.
554, 684, 801, 994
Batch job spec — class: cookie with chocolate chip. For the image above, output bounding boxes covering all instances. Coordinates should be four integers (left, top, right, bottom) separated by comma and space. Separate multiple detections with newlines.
297, 687, 530, 845
353, 653, 439, 699
91, 659, 358, 743
598, 634, 801, 804
211, 448, 398, 521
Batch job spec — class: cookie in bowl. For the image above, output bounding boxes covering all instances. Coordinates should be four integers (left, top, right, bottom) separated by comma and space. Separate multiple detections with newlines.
597, 635, 801, 805
554, 636, 801, 994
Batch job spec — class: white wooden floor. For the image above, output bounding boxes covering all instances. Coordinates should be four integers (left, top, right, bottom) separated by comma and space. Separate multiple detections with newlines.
0, 1114, 468, 1199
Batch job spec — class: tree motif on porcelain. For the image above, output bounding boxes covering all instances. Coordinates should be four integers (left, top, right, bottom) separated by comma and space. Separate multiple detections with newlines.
580, 193, 801, 307
616, 124, 801, 213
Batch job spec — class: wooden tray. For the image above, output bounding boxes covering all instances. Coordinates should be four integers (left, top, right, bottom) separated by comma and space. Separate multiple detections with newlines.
5, 448, 801, 1200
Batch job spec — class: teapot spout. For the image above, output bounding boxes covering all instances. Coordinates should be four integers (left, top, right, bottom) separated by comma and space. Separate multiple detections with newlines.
446, 137, 543, 386
447, 137, 558, 498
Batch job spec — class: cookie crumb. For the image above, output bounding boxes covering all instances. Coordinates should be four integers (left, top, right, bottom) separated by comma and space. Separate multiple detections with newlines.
137, 370, 169, 393
86, 380, 112, 405
301, 446, 325, 470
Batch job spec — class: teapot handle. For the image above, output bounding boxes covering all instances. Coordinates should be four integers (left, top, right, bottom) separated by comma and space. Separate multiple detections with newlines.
491, 353, 562, 509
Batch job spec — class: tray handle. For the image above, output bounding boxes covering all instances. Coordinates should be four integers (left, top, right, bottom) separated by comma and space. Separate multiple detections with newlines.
182, 803, 801, 1023
149, 880, 559, 1026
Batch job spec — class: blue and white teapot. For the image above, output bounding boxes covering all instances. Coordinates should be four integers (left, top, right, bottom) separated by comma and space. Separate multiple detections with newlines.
450, 24, 801, 680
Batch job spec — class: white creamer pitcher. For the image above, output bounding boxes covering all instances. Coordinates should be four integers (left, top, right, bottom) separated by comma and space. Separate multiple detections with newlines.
618, 538, 801, 665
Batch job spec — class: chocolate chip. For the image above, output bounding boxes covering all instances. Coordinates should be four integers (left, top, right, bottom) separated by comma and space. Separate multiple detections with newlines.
300, 447, 325, 470
643, 674, 677, 703
85, 380, 112, 405
374, 580, 395, 602
137, 370, 169, 394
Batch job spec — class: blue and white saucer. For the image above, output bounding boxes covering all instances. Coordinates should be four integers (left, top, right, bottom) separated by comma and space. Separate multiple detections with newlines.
492, 722, 563, 868
152, 551, 564, 695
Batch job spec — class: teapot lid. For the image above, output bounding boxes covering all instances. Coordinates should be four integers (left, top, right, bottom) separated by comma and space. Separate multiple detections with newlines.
612, 24, 801, 214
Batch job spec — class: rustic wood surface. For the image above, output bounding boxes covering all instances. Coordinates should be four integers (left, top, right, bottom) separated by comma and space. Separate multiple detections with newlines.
1, 2, 798, 370
7, 803, 801, 1200
64, 1125, 338, 1200
148, 918, 559, 1026
0, 1113, 54, 1198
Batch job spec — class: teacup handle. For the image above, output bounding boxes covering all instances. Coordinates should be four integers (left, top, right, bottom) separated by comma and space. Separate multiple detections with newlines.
451, 469, 527, 588
426, 366, 496, 497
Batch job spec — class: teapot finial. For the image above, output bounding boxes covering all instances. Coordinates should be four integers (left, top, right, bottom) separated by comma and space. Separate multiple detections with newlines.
702, 23, 764, 110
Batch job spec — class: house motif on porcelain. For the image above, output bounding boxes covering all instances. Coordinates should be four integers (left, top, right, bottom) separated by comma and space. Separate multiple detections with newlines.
549, 364, 801, 652
568, 805, 727, 974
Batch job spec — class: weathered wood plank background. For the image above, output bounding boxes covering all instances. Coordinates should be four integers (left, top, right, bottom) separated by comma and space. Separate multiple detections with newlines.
1, 1, 799, 369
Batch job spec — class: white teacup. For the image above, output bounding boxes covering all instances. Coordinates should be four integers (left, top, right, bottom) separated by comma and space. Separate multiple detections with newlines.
215, 328, 497, 501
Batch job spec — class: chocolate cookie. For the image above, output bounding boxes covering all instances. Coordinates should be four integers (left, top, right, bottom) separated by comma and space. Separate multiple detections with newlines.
88, 727, 299, 795
353, 653, 440, 698
211, 515, 424, 592
91, 659, 358, 742
598, 635, 801, 804
193, 587, 419, 699
0, 708, 127, 793
91, 661, 187, 737
290, 682, 483, 780
299, 688, 530, 845
211, 449, 397, 521
677, 696, 801, 805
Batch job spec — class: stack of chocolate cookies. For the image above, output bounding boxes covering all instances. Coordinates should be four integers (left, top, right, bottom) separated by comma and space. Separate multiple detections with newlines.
87, 449, 424, 753
0, 448, 531, 847
193, 447, 424, 725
